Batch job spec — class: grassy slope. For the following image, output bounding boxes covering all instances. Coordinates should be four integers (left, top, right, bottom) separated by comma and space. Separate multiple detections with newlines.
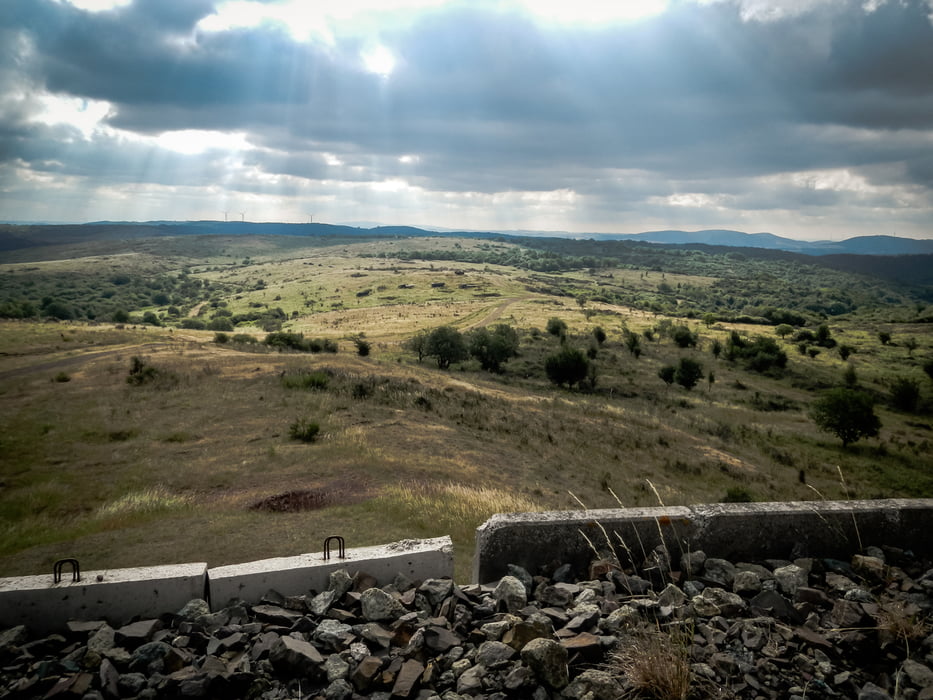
1, 236, 931, 581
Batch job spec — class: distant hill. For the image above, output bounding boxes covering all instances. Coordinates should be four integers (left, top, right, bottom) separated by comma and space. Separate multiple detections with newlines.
1, 221, 931, 257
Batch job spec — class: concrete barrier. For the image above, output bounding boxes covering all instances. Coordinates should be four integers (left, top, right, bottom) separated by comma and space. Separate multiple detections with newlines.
209, 537, 454, 607
0, 563, 208, 634
472, 499, 933, 583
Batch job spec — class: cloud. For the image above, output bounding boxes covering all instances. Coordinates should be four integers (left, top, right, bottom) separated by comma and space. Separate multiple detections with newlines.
0, 0, 932, 237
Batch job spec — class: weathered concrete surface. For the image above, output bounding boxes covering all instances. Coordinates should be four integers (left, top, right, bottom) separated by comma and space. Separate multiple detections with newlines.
472, 499, 933, 583
208, 536, 454, 607
0, 563, 208, 633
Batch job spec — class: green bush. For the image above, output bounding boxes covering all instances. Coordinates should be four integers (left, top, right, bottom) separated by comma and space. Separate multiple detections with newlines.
810, 387, 881, 447
546, 317, 567, 337
545, 346, 590, 388
281, 371, 329, 390
671, 325, 698, 348
889, 377, 921, 413
674, 357, 704, 390
53, 371, 71, 383
213, 332, 230, 344
722, 487, 753, 503
289, 419, 320, 442
232, 333, 258, 344
425, 326, 468, 369
469, 324, 519, 372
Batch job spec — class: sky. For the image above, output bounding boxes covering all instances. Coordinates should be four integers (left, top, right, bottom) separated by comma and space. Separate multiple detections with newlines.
1, 0, 933, 240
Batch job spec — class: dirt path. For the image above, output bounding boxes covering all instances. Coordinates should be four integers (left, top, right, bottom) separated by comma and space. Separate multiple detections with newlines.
460, 295, 528, 331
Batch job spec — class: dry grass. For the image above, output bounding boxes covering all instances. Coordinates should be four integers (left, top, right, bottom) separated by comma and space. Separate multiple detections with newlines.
874, 600, 929, 649
94, 485, 192, 519
613, 625, 694, 700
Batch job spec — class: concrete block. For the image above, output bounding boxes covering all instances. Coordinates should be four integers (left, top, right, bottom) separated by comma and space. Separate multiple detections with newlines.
208, 536, 454, 607
0, 563, 208, 634
472, 499, 933, 583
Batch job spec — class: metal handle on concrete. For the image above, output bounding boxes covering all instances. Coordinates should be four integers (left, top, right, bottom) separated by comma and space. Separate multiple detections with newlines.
323, 536, 345, 560
53, 558, 81, 583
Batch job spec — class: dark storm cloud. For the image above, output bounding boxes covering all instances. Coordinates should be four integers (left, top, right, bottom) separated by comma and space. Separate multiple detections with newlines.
2, 0, 933, 231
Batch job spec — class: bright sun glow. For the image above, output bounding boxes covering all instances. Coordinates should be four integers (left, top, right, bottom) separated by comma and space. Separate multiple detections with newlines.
362, 45, 396, 76
156, 130, 251, 156
31, 94, 112, 137
515, 0, 670, 24
56, 0, 132, 11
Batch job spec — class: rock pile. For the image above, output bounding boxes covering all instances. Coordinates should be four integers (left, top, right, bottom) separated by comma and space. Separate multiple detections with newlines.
1, 544, 932, 699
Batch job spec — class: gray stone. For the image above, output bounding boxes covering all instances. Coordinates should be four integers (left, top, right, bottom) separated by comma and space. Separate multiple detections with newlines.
129, 641, 172, 674
325, 654, 350, 682
116, 619, 162, 647
732, 571, 762, 595
494, 575, 527, 613
859, 682, 894, 699
117, 672, 147, 696
269, 635, 324, 677
324, 678, 353, 700
904, 659, 933, 688
562, 669, 622, 700
657, 583, 687, 608
703, 558, 737, 588
419, 578, 455, 607
520, 638, 569, 690
476, 641, 516, 668
457, 664, 484, 695
309, 589, 337, 617
600, 605, 640, 633
328, 569, 354, 599
773, 564, 807, 597
507, 565, 534, 593
176, 599, 211, 620
360, 588, 406, 621
314, 619, 353, 650
88, 625, 116, 655
681, 550, 707, 577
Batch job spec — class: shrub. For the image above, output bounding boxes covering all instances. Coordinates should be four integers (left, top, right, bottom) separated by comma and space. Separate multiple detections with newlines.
281, 371, 329, 390
878, 331, 892, 345
265, 331, 310, 351
843, 363, 858, 387
671, 325, 698, 348
289, 419, 320, 442
711, 338, 722, 359
658, 365, 676, 386
425, 326, 468, 369
889, 377, 921, 413
126, 356, 158, 385
232, 333, 258, 344
723, 487, 753, 503
112, 309, 130, 323
675, 357, 704, 391
53, 371, 71, 383
142, 311, 162, 326
810, 387, 881, 447
213, 332, 230, 344
469, 324, 519, 372
838, 344, 854, 361
546, 317, 567, 337
624, 330, 642, 358
726, 333, 788, 373
545, 346, 590, 388
592, 326, 606, 344
180, 319, 206, 330
208, 317, 233, 332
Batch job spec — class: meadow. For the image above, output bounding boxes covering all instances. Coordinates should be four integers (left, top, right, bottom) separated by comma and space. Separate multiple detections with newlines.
1, 233, 931, 581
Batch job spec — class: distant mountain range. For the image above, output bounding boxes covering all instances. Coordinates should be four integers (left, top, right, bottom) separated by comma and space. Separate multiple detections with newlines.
1, 221, 931, 257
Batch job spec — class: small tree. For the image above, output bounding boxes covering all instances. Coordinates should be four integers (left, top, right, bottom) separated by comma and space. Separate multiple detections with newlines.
904, 337, 918, 357
707, 370, 715, 392
675, 357, 704, 391
838, 345, 854, 362
405, 331, 428, 363
671, 325, 698, 349
878, 331, 892, 345
810, 388, 881, 447
624, 330, 642, 358
774, 324, 794, 339
843, 363, 858, 387
545, 347, 590, 388
469, 324, 519, 373
425, 326, 468, 369
592, 326, 607, 345
889, 377, 921, 413
711, 338, 722, 359
702, 313, 716, 328
546, 317, 567, 338
658, 365, 676, 387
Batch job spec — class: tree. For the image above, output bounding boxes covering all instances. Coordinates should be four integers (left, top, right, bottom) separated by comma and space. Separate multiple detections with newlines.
904, 337, 918, 357
405, 331, 428, 363
702, 313, 716, 328
592, 326, 606, 345
810, 388, 881, 447
469, 324, 519, 372
889, 377, 921, 413
711, 338, 722, 359
843, 363, 858, 387
624, 330, 642, 358
675, 357, 704, 391
878, 331, 892, 345
774, 324, 794, 339
838, 345, 854, 361
671, 325, 698, 348
143, 311, 163, 326
546, 317, 567, 338
658, 365, 675, 387
425, 326, 468, 369
545, 347, 590, 388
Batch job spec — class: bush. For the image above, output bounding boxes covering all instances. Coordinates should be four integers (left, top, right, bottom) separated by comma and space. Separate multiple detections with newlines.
722, 487, 753, 503
213, 332, 230, 344
658, 365, 675, 386
838, 345, 854, 361
725, 333, 788, 373
546, 317, 567, 337
671, 325, 698, 348
180, 319, 206, 330
624, 330, 642, 358
674, 357, 704, 391
810, 387, 881, 447
281, 371, 329, 390
142, 311, 162, 326
889, 377, 921, 413
878, 331, 892, 345
232, 333, 258, 344
53, 371, 71, 383
593, 326, 606, 345
545, 346, 590, 388
289, 419, 320, 442
469, 324, 519, 372
425, 326, 468, 369
208, 317, 233, 332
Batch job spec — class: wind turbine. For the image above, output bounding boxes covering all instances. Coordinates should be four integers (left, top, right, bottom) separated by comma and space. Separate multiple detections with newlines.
223, 211, 228, 222
307, 213, 313, 224
240, 212, 245, 222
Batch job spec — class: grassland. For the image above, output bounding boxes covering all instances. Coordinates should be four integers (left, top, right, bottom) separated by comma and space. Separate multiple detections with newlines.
1, 234, 931, 581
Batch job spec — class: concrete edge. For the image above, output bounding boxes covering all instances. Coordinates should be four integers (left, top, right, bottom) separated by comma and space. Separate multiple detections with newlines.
472, 498, 933, 583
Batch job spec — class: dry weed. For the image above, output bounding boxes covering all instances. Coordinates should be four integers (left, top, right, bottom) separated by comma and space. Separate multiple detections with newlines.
613, 624, 693, 700
874, 600, 929, 649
